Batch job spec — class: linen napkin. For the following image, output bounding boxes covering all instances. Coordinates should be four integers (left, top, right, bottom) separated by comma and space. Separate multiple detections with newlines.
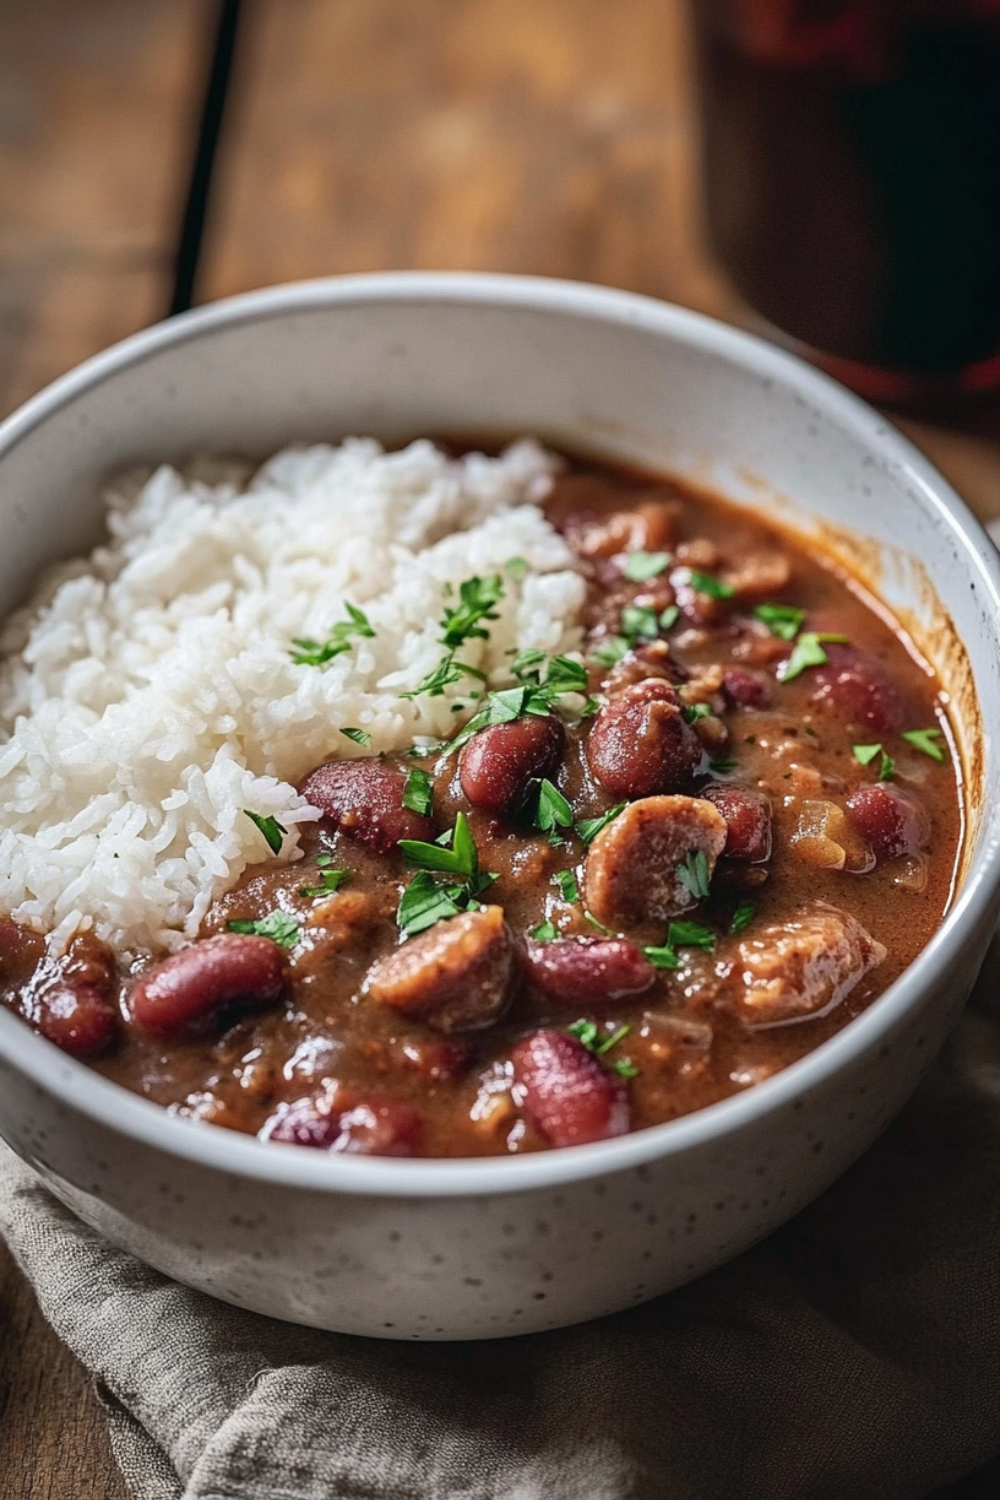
3, 925, 1000, 1500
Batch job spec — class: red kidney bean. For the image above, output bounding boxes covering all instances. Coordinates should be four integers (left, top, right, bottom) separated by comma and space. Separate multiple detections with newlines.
366, 906, 516, 1032
33, 983, 119, 1058
586, 680, 702, 799
845, 783, 930, 860
398, 1037, 473, 1080
263, 1092, 420, 1155
722, 667, 771, 710
298, 759, 434, 854
702, 783, 773, 862
808, 645, 906, 737
512, 1030, 629, 1147
459, 714, 564, 815
524, 937, 655, 1009
130, 933, 285, 1038
585, 794, 728, 929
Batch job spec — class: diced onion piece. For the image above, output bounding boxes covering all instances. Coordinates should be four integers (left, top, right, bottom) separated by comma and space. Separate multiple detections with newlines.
789, 799, 872, 873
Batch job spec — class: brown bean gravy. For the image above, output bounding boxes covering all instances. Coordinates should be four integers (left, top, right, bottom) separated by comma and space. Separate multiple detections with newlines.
0, 456, 963, 1157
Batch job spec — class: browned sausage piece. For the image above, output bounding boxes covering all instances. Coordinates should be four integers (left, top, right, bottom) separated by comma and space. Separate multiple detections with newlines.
701, 784, 772, 862
735, 901, 886, 1026
459, 714, 565, 816
584, 795, 728, 930
131, 933, 286, 1038
298, 758, 434, 853
586, 680, 703, 799
523, 936, 656, 1009
366, 905, 516, 1032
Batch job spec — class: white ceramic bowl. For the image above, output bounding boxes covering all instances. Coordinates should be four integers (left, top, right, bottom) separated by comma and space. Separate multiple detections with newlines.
1, 274, 999, 1340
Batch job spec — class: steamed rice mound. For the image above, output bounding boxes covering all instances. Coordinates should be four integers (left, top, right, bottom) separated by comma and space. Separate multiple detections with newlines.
0, 439, 585, 955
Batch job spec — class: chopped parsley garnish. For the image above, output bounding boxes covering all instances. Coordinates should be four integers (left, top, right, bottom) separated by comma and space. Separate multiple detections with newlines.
778, 632, 849, 683
676, 849, 712, 901
340, 726, 371, 747
540, 654, 590, 698
531, 779, 574, 837
853, 743, 895, 781
402, 656, 486, 700
591, 636, 629, 667
439, 573, 504, 649
396, 812, 497, 939
753, 603, 806, 641
621, 604, 661, 644
315, 852, 336, 867
683, 702, 712, 724
553, 868, 580, 904
902, 727, 947, 763
402, 766, 434, 816
568, 1020, 637, 1076
298, 868, 350, 899
659, 604, 680, 631
643, 943, 680, 970
289, 602, 375, 667
243, 810, 287, 855
688, 570, 735, 600
643, 919, 716, 970
505, 556, 529, 581
227, 910, 300, 948
624, 549, 672, 582
445, 659, 595, 755
531, 919, 558, 943
575, 803, 626, 845
510, 646, 547, 681
730, 900, 756, 934
709, 756, 738, 775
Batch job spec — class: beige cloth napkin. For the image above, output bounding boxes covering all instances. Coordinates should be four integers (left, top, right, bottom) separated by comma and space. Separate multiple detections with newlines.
3, 943, 1000, 1499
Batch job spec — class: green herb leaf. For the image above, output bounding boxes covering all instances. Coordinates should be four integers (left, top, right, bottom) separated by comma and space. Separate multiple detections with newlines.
583, 909, 613, 934
402, 766, 434, 817
439, 574, 504, 650
568, 1019, 599, 1049
568, 1020, 633, 1070
595, 1023, 631, 1056
614, 1058, 640, 1079
709, 757, 738, 775
505, 556, 529, 581
541, 655, 590, 697
553, 868, 580, 904
511, 646, 547, 682
878, 751, 896, 781
778, 632, 849, 683
643, 943, 681, 970
243, 810, 287, 855
591, 636, 629, 668
531, 779, 574, 835
397, 872, 463, 939
289, 602, 375, 666
683, 702, 712, 724
852, 743, 883, 766
753, 603, 805, 641
340, 727, 371, 747
730, 900, 756, 934
659, 604, 680, 631
688, 570, 735, 600
621, 604, 660, 644
227, 910, 300, 948
315, 853, 335, 867
676, 850, 712, 902
624, 550, 671, 582
576, 803, 627, 845
298, 869, 350, 899
401, 655, 468, 700
667, 918, 716, 951
901, 727, 947, 763
531, 919, 558, 943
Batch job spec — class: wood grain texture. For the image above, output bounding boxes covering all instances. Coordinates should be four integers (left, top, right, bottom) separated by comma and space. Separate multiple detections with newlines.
0, 0, 204, 417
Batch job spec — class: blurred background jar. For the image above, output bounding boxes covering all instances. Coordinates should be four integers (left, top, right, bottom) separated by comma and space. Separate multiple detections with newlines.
689, 1, 1000, 416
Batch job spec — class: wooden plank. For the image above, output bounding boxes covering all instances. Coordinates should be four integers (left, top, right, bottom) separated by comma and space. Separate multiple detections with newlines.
200, 0, 728, 312
0, 0, 205, 417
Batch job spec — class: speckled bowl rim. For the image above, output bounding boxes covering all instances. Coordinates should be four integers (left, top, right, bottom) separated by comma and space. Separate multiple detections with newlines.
2, 271, 1000, 1199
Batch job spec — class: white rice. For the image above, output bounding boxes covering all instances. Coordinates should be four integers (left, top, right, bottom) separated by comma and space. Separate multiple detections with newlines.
0, 438, 585, 956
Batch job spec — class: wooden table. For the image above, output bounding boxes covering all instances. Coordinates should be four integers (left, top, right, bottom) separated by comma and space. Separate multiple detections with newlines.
1, 3, 998, 1495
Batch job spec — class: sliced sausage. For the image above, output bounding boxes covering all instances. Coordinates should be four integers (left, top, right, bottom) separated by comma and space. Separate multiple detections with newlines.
512, 1029, 629, 1147
846, 784, 930, 861
808, 645, 906, 737
586, 680, 703, 799
298, 758, 434, 853
524, 937, 656, 1010
459, 714, 564, 816
130, 933, 286, 1038
365, 905, 516, 1032
584, 794, 728, 930
702, 784, 772, 862
735, 901, 886, 1025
